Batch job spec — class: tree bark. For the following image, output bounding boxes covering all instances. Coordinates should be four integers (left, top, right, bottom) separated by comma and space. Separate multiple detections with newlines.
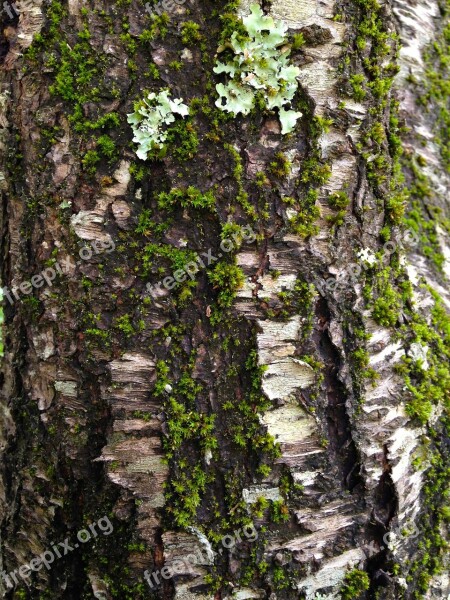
0, 0, 449, 599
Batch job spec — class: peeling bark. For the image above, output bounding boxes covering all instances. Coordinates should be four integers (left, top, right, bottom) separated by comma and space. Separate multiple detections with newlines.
0, 0, 449, 599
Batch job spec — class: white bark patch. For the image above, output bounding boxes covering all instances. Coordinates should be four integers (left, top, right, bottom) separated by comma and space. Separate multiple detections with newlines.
109, 352, 155, 385
272, 501, 365, 562
111, 200, 132, 229
4, 0, 44, 69
257, 318, 315, 398
162, 531, 215, 599
71, 162, 130, 242
32, 328, 55, 361
295, 548, 366, 598
261, 401, 316, 443
368, 341, 404, 366
261, 400, 325, 471
242, 486, 283, 504
292, 470, 318, 488
99, 351, 165, 542
54, 380, 78, 398
257, 317, 302, 360
257, 273, 297, 297
261, 359, 316, 400
224, 589, 265, 600
98, 437, 168, 509
393, 0, 440, 83
388, 426, 424, 525
47, 117, 73, 185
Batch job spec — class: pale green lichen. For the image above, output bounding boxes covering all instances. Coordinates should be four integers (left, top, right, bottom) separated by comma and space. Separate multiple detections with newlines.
213, 3, 302, 134
127, 90, 189, 160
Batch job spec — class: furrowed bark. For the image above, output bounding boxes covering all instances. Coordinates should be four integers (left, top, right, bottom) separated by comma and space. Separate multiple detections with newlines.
0, 0, 449, 599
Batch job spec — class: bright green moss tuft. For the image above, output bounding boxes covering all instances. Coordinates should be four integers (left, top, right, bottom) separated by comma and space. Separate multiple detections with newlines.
340, 569, 370, 599
208, 261, 245, 307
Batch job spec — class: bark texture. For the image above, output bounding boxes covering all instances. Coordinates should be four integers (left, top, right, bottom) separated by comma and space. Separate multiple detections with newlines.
0, 0, 449, 599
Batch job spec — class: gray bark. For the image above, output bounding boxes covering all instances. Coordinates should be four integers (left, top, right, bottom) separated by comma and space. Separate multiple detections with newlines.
0, 0, 449, 599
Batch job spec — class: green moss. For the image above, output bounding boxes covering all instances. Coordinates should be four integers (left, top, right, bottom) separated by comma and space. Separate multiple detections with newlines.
403, 154, 448, 271
155, 353, 217, 530
276, 276, 316, 328
340, 569, 370, 599
291, 33, 306, 50
328, 190, 350, 209
163, 397, 216, 459
165, 118, 200, 161
371, 280, 401, 327
326, 209, 346, 227
222, 346, 281, 473
96, 135, 117, 160
300, 157, 332, 185
388, 283, 450, 595
349, 74, 367, 101
224, 143, 255, 218
272, 565, 290, 590
270, 500, 290, 523
218, 8, 249, 45
145, 62, 160, 79
113, 314, 135, 337
85, 328, 111, 347
169, 60, 183, 71
156, 186, 215, 211
268, 152, 292, 178
140, 243, 197, 279
180, 21, 203, 45
351, 347, 369, 369
208, 260, 245, 307
288, 189, 320, 239
139, 13, 170, 43
82, 150, 100, 174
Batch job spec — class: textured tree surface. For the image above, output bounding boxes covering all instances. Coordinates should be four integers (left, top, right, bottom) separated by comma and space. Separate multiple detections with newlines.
0, 0, 449, 599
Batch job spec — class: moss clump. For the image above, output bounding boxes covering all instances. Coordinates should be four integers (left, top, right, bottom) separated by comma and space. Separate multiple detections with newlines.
113, 314, 135, 338
156, 186, 216, 211
291, 33, 306, 50
371, 280, 401, 327
224, 143, 256, 218
180, 21, 203, 45
288, 189, 320, 239
362, 262, 403, 328
340, 569, 370, 599
208, 260, 245, 307
139, 243, 197, 278
164, 118, 200, 161
349, 74, 367, 101
268, 152, 292, 178
139, 13, 170, 43
328, 191, 350, 210
270, 500, 290, 523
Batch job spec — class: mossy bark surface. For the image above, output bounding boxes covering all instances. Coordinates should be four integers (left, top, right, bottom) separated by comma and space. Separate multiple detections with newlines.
0, 0, 449, 599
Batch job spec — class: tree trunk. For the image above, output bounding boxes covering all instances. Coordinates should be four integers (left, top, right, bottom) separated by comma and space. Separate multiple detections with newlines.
0, 0, 449, 599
